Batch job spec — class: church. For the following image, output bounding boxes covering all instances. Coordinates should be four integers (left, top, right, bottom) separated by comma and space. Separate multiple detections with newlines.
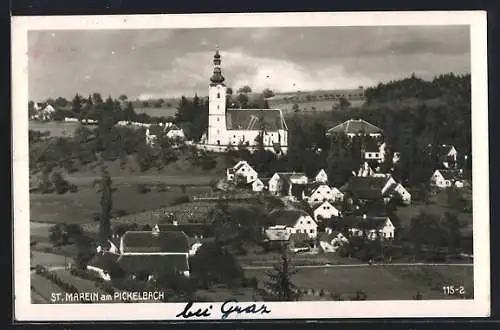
198, 48, 288, 154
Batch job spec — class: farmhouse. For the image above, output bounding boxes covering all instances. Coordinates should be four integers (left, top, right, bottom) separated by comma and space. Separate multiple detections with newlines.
268, 172, 309, 196
226, 160, 259, 184
252, 178, 265, 192
31, 104, 56, 121
199, 48, 288, 154
313, 201, 341, 221
304, 183, 337, 205
341, 175, 411, 204
326, 118, 383, 138
267, 208, 318, 239
430, 169, 465, 189
342, 214, 395, 240
314, 169, 329, 183
426, 144, 458, 169
145, 122, 186, 146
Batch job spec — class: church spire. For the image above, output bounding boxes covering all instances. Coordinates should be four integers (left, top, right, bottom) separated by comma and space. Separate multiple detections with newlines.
210, 46, 225, 86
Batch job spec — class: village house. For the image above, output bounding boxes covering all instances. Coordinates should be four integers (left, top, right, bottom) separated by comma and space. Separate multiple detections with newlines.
31, 103, 56, 121
341, 174, 411, 205
363, 140, 387, 163
164, 123, 186, 140
357, 162, 376, 177
226, 160, 259, 184
252, 178, 265, 192
426, 144, 459, 169
145, 122, 186, 146
314, 169, 329, 183
268, 172, 309, 196
87, 229, 192, 281
430, 169, 465, 189
145, 124, 165, 146
318, 230, 349, 253
313, 201, 341, 221
267, 208, 318, 239
340, 214, 395, 241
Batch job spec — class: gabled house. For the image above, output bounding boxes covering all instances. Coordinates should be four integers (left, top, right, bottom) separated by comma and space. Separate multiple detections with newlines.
302, 183, 339, 205
226, 160, 259, 184
427, 144, 458, 169
314, 169, 329, 183
252, 178, 265, 192
430, 169, 465, 189
165, 124, 186, 140
267, 208, 318, 239
145, 124, 165, 146
31, 104, 56, 121
340, 214, 395, 240
341, 175, 410, 204
357, 162, 376, 177
318, 230, 349, 252
313, 201, 341, 222
268, 172, 309, 196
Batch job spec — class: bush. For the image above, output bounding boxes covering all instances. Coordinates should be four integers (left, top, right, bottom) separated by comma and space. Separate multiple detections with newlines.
136, 184, 151, 194
70, 267, 104, 283
48, 224, 69, 246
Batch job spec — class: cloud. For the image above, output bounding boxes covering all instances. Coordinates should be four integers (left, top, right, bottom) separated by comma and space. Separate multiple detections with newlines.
28, 26, 470, 101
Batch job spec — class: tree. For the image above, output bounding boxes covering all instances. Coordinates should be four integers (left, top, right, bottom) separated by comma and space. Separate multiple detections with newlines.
338, 97, 351, 110
262, 88, 275, 98
443, 212, 460, 255
292, 103, 300, 113
237, 93, 249, 108
71, 93, 82, 116
99, 166, 113, 243
260, 245, 301, 301
226, 87, 233, 95
118, 94, 128, 102
237, 85, 252, 94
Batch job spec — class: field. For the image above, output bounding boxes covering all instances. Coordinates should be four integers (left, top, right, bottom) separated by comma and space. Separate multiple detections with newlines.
245, 264, 473, 300
29, 121, 97, 137
134, 106, 178, 118
30, 184, 212, 225
269, 100, 366, 114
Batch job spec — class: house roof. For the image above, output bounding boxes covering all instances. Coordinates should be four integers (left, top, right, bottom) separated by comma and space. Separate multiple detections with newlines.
342, 215, 391, 230
87, 252, 121, 272
303, 182, 327, 196
117, 254, 189, 275
155, 224, 214, 238
341, 176, 390, 199
327, 119, 383, 135
318, 231, 343, 243
276, 172, 308, 183
226, 109, 286, 131
437, 169, 464, 181
289, 232, 312, 243
268, 208, 311, 227
234, 160, 253, 172
121, 230, 190, 253
314, 201, 337, 211
148, 124, 164, 136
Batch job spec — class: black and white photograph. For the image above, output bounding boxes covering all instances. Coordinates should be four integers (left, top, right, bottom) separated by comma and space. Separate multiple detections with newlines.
12, 11, 490, 320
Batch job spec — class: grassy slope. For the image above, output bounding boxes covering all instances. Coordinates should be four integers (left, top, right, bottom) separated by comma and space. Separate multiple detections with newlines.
245, 265, 473, 300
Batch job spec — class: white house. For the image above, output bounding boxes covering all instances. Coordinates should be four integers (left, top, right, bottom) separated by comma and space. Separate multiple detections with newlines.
31, 104, 56, 121
313, 201, 340, 221
226, 160, 259, 184
165, 125, 185, 140
318, 230, 349, 253
267, 208, 318, 239
314, 169, 328, 183
430, 169, 465, 189
393, 183, 412, 204
252, 178, 265, 192
268, 172, 309, 196
304, 184, 337, 205
345, 215, 395, 240
363, 141, 387, 163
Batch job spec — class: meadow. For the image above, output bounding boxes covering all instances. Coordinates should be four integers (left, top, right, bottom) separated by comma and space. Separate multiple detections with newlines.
133, 106, 178, 118
29, 121, 97, 137
245, 264, 473, 300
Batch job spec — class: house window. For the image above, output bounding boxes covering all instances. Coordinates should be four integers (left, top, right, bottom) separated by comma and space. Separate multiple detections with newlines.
250, 176, 254, 180
296, 229, 300, 233
310, 229, 314, 233
303, 229, 307, 233
314, 198, 319, 202
307, 220, 311, 224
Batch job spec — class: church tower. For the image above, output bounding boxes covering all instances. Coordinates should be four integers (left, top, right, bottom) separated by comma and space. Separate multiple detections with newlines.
207, 47, 227, 146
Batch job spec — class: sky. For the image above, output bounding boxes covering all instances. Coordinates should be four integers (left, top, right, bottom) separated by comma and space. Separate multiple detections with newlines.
28, 26, 470, 101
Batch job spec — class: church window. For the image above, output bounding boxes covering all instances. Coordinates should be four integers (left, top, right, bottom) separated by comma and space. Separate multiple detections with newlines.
217, 140, 220, 145
217, 129, 220, 134
217, 93, 220, 99
217, 105, 219, 109
217, 117, 219, 122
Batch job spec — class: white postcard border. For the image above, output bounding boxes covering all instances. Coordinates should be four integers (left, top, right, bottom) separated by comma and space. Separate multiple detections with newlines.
12, 11, 490, 321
